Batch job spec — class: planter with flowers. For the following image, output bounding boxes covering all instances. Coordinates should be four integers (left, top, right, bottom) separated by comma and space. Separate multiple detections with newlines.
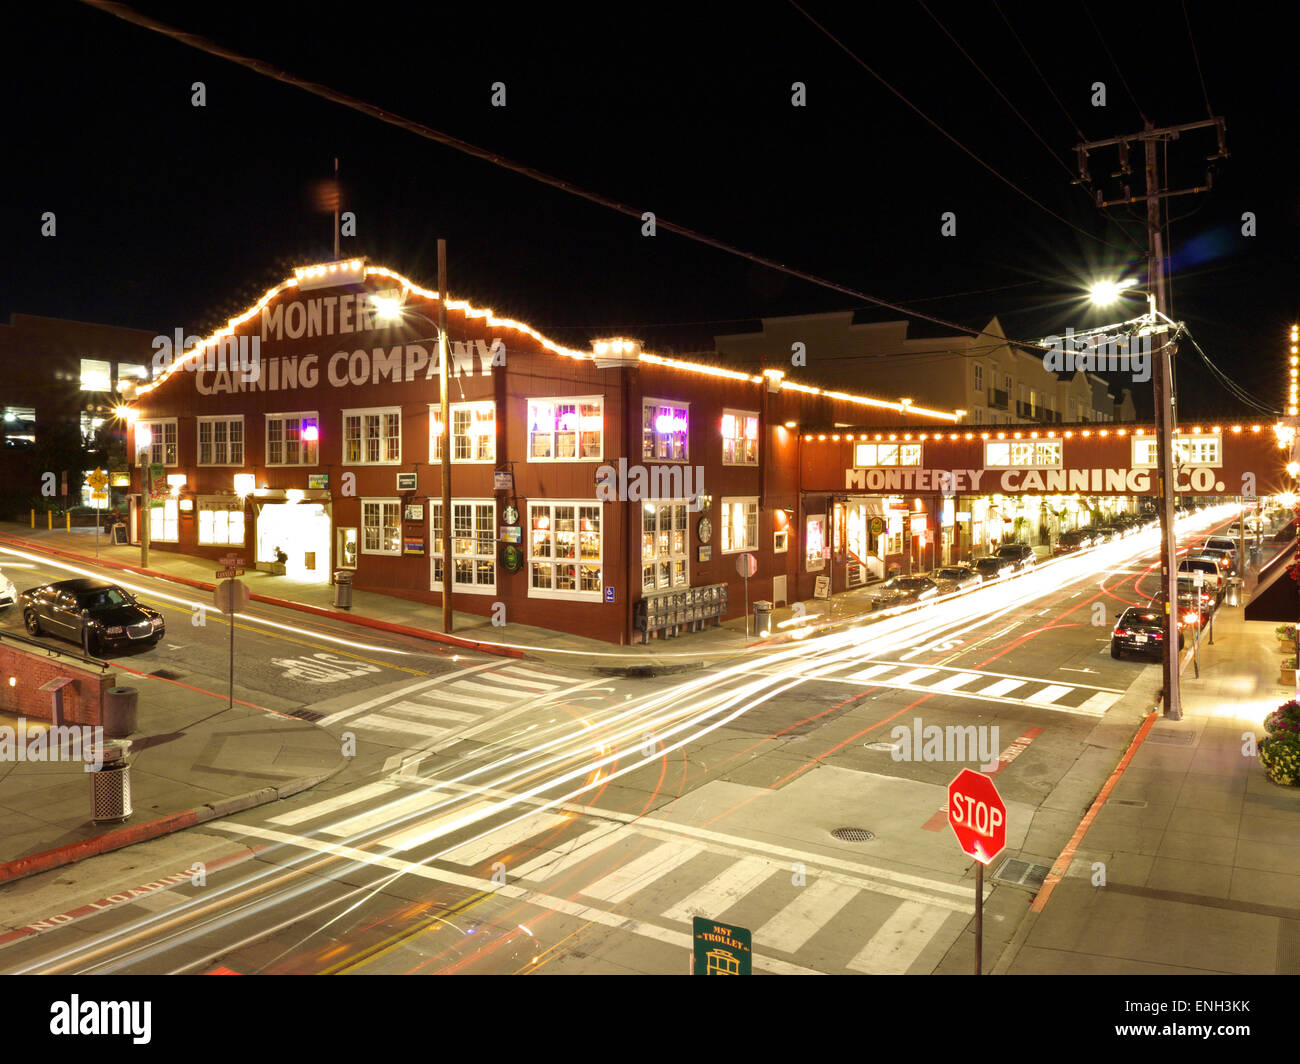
1265, 700, 1300, 737
1282, 657, 1296, 686
1277, 625, 1297, 653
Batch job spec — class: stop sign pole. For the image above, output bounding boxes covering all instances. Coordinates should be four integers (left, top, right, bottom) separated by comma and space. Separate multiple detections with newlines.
947, 768, 1007, 975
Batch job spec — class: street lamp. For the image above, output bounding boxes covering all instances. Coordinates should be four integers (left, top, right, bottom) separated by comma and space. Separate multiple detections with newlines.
1088, 277, 1182, 718
372, 241, 453, 633
136, 424, 152, 568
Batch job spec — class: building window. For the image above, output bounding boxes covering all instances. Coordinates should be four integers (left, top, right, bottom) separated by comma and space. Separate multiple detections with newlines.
136, 419, 178, 466
973, 363, 983, 392
344, 407, 401, 464
984, 440, 1063, 468
430, 500, 496, 593
148, 498, 179, 542
721, 410, 759, 465
641, 501, 689, 591
527, 397, 603, 461
1069, 398, 1079, 421
198, 416, 244, 466
720, 498, 758, 553
266, 412, 319, 466
198, 498, 245, 545
1, 405, 35, 449
774, 528, 789, 552
361, 499, 401, 555
805, 513, 827, 571
431, 401, 495, 462
853, 442, 922, 467
1132, 434, 1221, 468
79, 358, 112, 392
528, 501, 602, 600
643, 399, 689, 461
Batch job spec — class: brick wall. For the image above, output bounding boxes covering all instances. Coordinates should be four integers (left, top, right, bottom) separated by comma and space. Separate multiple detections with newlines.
0, 643, 117, 725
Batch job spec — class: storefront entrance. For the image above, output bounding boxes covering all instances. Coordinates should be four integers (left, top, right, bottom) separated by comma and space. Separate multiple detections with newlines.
256, 502, 331, 581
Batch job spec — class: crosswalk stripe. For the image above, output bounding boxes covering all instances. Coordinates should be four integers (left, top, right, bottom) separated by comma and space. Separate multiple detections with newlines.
977, 678, 1024, 697
661, 856, 774, 924
582, 841, 705, 904
487, 671, 561, 692
424, 690, 509, 711
349, 714, 451, 739
323, 789, 453, 838
511, 823, 623, 882
444, 680, 517, 702
439, 812, 572, 866
382, 701, 478, 724
930, 672, 983, 691
846, 901, 952, 974
385, 800, 498, 853
499, 665, 571, 685
268, 781, 397, 827
845, 664, 896, 682
1077, 691, 1120, 714
1025, 684, 1073, 705
892, 668, 938, 685
754, 879, 858, 954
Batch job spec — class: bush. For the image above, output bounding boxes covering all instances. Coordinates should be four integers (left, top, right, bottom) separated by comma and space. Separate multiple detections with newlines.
1265, 701, 1300, 738
1277, 625, 1297, 641
1260, 735, 1300, 785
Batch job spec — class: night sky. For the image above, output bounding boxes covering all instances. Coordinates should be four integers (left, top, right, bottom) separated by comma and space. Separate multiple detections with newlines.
5, 1, 1296, 421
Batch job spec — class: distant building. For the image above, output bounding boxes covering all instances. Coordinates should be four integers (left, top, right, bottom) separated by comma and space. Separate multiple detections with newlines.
713, 312, 1136, 426
0, 314, 154, 511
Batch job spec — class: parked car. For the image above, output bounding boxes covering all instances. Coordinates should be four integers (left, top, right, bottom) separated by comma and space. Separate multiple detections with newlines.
928, 565, 983, 592
995, 543, 1036, 571
1145, 593, 1208, 632
1176, 557, 1225, 601
871, 576, 940, 610
1195, 542, 1238, 573
0, 569, 17, 609
1111, 606, 1184, 660
1053, 530, 1096, 555
973, 555, 1016, 582
20, 578, 165, 656
1176, 575, 1217, 624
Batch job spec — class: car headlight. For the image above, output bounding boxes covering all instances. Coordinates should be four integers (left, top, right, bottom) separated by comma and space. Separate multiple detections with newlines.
150, 616, 163, 627
105, 626, 124, 635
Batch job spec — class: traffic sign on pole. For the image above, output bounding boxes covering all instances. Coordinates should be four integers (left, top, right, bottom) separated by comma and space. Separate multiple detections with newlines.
947, 768, 1007, 864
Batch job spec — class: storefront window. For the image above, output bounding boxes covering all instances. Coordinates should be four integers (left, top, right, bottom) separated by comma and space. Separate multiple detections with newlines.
149, 498, 178, 542
527, 398, 603, 461
361, 499, 401, 555
643, 399, 689, 461
806, 514, 826, 571
529, 502, 602, 599
430, 500, 496, 592
720, 498, 757, 553
721, 410, 759, 465
642, 501, 689, 591
432, 402, 496, 462
198, 499, 245, 545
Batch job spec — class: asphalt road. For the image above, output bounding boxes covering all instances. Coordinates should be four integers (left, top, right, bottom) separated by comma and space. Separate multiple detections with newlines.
0, 506, 1246, 974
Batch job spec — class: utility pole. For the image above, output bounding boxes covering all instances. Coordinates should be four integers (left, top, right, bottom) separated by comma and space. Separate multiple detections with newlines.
1074, 117, 1227, 721
438, 238, 453, 634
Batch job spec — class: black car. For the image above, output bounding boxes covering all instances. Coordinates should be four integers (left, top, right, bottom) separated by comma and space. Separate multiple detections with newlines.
1053, 530, 1095, 555
973, 555, 1015, 581
1111, 606, 1184, 660
21, 578, 165, 655
995, 544, 1036, 571
871, 576, 940, 610
928, 565, 983, 593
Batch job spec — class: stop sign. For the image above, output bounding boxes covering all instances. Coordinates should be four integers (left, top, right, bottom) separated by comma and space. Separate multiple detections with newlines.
947, 769, 1006, 865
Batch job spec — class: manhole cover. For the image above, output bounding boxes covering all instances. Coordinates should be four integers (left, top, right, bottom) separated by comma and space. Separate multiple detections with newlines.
290, 708, 324, 722
831, 827, 875, 842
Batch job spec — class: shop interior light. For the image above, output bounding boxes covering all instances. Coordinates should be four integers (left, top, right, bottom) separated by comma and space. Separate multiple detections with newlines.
234, 474, 255, 496
286, 489, 305, 504
136, 425, 152, 450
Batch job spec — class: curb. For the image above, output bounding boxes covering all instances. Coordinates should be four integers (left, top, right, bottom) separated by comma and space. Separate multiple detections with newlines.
0, 767, 344, 888
0, 534, 520, 659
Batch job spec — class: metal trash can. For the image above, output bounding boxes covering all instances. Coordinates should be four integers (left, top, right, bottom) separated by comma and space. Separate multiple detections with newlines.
102, 686, 137, 738
89, 739, 133, 823
753, 600, 773, 637
333, 570, 353, 609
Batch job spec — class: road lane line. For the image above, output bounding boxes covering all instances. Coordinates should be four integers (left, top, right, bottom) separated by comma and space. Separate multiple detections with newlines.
323, 789, 454, 839
976, 678, 1024, 697
384, 800, 497, 853
440, 812, 571, 867
268, 782, 398, 827
754, 879, 857, 954
846, 901, 952, 974
1025, 684, 1073, 705
581, 841, 705, 904
661, 856, 774, 924
511, 823, 624, 882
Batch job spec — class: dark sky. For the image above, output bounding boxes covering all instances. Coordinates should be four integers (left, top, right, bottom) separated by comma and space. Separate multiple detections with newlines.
5, 1, 1296, 421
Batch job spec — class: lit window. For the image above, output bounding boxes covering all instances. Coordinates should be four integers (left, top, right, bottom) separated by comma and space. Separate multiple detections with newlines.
854, 443, 922, 467
720, 498, 758, 553
984, 440, 1063, 468
198, 417, 244, 466
136, 419, 178, 466
80, 358, 112, 392
721, 410, 759, 465
344, 407, 401, 464
526, 397, 603, 461
361, 499, 401, 555
266, 412, 318, 466
430, 500, 496, 592
643, 399, 689, 461
528, 501, 602, 600
641, 501, 689, 591
1, 405, 36, 449
148, 498, 179, 542
1132, 435, 1221, 468
198, 499, 245, 545
431, 401, 496, 462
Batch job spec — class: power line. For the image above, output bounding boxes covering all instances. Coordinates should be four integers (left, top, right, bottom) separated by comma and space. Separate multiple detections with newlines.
784, 0, 1137, 255
1079, 0, 1148, 123
80, 0, 1078, 357
1181, 0, 1215, 119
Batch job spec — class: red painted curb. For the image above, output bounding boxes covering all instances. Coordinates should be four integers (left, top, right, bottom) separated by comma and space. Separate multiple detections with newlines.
0, 534, 520, 659
0, 809, 199, 885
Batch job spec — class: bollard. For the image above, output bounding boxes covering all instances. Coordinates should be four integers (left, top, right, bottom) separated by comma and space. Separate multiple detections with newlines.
47, 511, 52, 530
65, 511, 71, 531
29, 508, 34, 528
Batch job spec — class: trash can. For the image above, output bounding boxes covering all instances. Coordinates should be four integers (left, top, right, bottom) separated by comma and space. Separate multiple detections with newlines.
333, 570, 353, 609
1225, 576, 1243, 607
753, 600, 773, 637
102, 686, 138, 738
89, 739, 133, 823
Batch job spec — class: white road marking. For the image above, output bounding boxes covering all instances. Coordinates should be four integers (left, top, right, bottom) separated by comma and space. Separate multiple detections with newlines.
581, 841, 705, 904
382, 701, 478, 724
891, 668, 939, 685
929, 672, 983, 691
1025, 684, 1073, 705
755, 878, 857, 954
317, 662, 500, 726
268, 781, 398, 827
844, 664, 896, 682
439, 812, 571, 867
661, 856, 775, 924
349, 715, 451, 739
977, 678, 1024, 697
1077, 691, 1121, 714
323, 789, 454, 839
846, 901, 953, 974
511, 823, 624, 882
383, 800, 498, 853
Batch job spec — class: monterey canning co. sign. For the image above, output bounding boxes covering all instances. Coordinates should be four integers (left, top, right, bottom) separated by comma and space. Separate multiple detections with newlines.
844, 466, 1231, 495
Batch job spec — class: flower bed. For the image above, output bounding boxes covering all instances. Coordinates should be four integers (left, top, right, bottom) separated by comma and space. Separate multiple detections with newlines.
1261, 701, 1300, 785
